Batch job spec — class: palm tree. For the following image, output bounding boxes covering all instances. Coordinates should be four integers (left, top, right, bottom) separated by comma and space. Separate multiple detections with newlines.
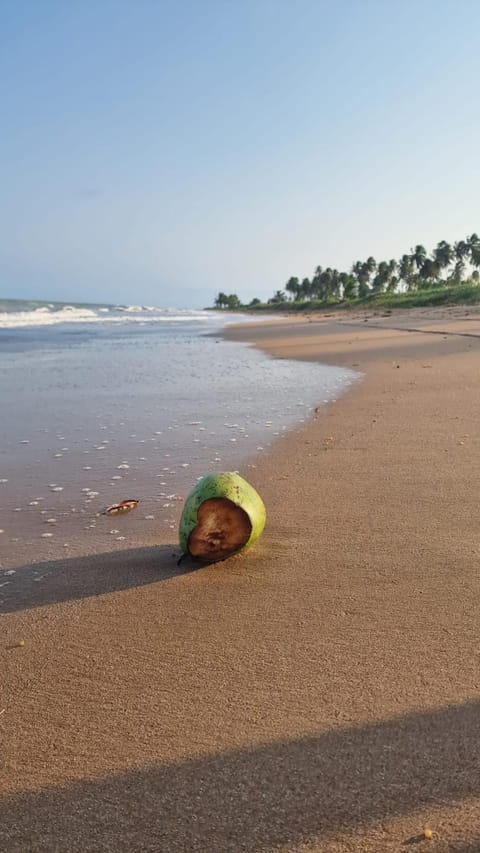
371, 261, 388, 293
340, 272, 356, 299
388, 259, 398, 283
452, 240, 469, 283
351, 262, 362, 295
310, 266, 323, 299
467, 233, 480, 279
300, 278, 312, 299
315, 268, 341, 300
269, 289, 287, 304
456, 239, 469, 257
214, 292, 228, 309
398, 254, 416, 290
351, 259, 375, 297
226, 294, 241, 309
317, 269, 331, 300
323, 268, 341, 298
418, 258, 441, 287
285, 277, 301, 301
411, 244, 427, 276
372, 259, 397, 293
358, 258, 376, 297
432, 240, 453, 280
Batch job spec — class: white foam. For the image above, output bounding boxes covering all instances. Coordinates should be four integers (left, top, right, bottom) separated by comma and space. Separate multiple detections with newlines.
0, 306, 99, 328
0, 304, 230, 330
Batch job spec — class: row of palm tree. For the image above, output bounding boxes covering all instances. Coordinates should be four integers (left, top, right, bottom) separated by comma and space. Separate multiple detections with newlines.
214, 292, 242, 309
277, 234, 480, 303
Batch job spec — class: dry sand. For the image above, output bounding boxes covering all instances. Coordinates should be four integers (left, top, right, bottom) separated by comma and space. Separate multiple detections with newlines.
1, 306, 480, 852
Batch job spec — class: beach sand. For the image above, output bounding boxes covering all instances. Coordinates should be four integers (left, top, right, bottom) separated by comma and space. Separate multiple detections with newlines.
1, 306, 480, 851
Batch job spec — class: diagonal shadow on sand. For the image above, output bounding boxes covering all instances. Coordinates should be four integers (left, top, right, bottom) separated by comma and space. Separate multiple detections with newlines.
1, 700, 480, 851
0, 545, 200, 614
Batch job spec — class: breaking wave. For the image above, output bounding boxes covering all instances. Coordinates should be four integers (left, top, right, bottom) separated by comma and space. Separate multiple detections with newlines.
0, 301, 224, 329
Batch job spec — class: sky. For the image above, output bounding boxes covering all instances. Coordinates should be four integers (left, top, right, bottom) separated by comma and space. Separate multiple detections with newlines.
1, 0, 480, 308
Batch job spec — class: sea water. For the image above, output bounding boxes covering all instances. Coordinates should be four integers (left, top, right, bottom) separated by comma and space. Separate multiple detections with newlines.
0, 300, 358, 570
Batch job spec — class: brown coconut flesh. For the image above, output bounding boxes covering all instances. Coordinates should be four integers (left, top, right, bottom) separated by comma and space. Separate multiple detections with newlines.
188, 497, 252, 562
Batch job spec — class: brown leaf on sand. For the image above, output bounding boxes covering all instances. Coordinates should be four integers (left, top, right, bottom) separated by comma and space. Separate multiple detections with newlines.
103, 499, 139, 516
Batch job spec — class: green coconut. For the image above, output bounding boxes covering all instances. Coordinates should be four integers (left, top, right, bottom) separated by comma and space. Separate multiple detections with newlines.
179, 472, 266, 563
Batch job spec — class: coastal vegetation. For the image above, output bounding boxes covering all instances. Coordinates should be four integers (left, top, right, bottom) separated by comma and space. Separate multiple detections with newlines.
213, 234, 480, 311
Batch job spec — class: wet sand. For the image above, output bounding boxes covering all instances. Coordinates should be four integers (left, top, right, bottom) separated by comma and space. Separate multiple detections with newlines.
0, 323, 353, 571
2, 306, 480, 851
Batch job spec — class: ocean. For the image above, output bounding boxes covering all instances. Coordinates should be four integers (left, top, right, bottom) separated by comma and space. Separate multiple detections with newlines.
0, 299, 358, 570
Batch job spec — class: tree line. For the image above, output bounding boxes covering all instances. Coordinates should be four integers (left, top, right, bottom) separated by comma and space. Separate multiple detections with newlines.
213, 233, 480, 308
213, 293, 243, 309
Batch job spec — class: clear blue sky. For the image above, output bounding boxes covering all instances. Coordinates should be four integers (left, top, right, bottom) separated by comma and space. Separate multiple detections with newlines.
1, 0, 479, 307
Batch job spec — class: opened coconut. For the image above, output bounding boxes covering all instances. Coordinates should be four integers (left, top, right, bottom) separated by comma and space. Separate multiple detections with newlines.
179, 472, 266, 563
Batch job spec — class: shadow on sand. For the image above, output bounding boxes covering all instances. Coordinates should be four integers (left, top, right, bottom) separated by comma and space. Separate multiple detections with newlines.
0, 545, 200, 614
1, 700, 480, 851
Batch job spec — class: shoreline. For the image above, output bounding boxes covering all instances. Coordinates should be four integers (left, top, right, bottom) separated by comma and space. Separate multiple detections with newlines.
0, 319, 353, 572
2, 307, 480, 850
